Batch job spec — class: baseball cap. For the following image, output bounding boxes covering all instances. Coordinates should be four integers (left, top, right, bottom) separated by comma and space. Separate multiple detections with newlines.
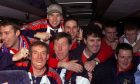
47, 4, 62, 14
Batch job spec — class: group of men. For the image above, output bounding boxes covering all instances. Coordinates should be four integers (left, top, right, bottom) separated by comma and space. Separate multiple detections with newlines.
0, 3, 140, 84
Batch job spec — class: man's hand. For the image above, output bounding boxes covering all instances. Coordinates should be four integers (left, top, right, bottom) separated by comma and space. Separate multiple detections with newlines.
12, 48, 29, 61
84, 60, 96, 72
58, 60, 83, 73
88, 71, 92, 81
34, 32, 51, 41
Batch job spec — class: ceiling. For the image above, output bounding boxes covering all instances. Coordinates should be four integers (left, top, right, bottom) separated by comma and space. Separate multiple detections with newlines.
0, 0, 140, 25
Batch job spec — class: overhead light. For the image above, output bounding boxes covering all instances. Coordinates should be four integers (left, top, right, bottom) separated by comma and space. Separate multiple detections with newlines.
71, 13, 92, 15
59, 2, 92, 4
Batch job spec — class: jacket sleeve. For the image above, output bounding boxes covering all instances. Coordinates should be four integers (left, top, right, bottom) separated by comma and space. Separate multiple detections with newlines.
0, 53, 15, 70
47, 67, 62, 84
0, 53, 28, 70
21, 28, 47, 38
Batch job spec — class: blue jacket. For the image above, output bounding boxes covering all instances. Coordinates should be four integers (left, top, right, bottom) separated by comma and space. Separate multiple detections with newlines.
93, 57, 137, 84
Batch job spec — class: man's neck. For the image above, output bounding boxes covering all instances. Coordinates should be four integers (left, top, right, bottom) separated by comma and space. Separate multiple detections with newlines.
11, 39, 20, 50
60, 55, 69, 62
32, 67, 46, 77
104, 38, 115, 45
84, 48, 93, 58
71, 39, 76, 45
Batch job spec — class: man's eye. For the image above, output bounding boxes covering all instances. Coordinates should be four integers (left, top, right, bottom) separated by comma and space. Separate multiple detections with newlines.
33, 52, 37, 54
120, 56, 124, 58
5, 32, 10, 35
42, 53, 46, 55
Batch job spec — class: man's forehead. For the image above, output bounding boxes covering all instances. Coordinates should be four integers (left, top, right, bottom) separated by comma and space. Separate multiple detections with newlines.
48, 12, 61, 16
32, 45, 46, 48
31, 48, 47, 53
125, 29, 137, 32
54, 38, 69, 44
88, 34, 101, 38
105, 27, 116, 31
0, 25, 14, 31
1, 25, 12, 27
118, 49, 133, 55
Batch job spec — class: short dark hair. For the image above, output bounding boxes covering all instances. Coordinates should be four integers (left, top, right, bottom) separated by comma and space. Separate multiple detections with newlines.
54, 32, 72, 45
124, 22, 138, 31
83, 24, 103, 39
64, 17, 78, 27
115, 43, 133, 55
29, 41, 49, 54
0, 20, 20, 32
103, 21, 117, 30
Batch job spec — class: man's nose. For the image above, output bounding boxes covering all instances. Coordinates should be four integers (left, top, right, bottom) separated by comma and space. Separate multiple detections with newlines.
37, 53, 42, 59
58, 45, 62, 51
53, 16, 57, 21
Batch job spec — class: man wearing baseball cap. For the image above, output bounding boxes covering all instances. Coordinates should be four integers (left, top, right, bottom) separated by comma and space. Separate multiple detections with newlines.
22, 4, 63, 42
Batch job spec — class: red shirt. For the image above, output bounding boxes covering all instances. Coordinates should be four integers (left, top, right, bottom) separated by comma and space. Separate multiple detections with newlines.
97, 39, 114, 63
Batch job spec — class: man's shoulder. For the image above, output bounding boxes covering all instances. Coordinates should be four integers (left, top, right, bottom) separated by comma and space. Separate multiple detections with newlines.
47, 67, 62, 84
69, 45, 85, 60
23, 18, 48, 30
95, 57, 115, 72
47, 67, 60, 78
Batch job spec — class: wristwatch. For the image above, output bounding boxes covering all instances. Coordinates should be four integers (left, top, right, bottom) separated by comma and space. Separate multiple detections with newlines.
93, 59, 99, 65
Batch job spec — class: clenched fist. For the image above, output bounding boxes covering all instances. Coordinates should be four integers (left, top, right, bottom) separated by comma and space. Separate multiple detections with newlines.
12, 48, 29, 61
34, 32, 51, 41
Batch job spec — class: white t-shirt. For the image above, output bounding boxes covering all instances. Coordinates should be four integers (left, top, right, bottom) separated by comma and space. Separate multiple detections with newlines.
119, 32, 140, 51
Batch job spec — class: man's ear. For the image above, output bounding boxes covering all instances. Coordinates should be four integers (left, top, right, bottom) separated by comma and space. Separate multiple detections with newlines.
60, 15, 63, 19
46, 54, 49, 60
84, 38, 86, 44
28, 52, 31, 60
102, 30, 105, 35
115, 54, 117, 60
77, 26, 80, 30
16, 30, 20, 37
